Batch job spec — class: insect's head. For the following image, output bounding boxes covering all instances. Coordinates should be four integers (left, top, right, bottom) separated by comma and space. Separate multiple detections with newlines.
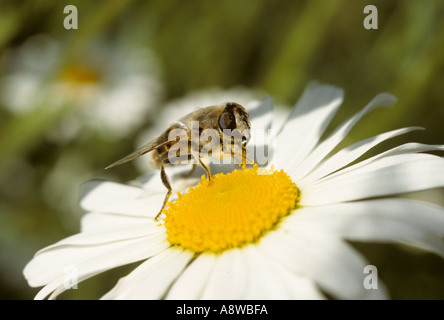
218, 102, 251, 144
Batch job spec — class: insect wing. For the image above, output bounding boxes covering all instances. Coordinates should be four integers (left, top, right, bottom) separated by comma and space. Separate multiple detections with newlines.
105, 138, 174, 169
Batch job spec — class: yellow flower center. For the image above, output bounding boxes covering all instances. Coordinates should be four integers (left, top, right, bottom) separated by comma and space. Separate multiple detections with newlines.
164, 165, 300, 253
60, 64, 101, 85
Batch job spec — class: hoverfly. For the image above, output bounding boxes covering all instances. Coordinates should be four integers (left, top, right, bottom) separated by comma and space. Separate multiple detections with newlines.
106, 102, 251, 220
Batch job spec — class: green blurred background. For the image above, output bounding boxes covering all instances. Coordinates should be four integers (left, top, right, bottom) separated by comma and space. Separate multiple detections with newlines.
1, 0, 443, 299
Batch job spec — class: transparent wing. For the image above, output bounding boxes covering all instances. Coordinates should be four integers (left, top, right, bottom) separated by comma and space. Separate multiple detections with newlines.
105, 138, 175, 169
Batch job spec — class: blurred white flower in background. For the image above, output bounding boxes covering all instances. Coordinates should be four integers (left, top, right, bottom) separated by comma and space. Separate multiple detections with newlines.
1, 34, 163, 141
0, 34, 164, 224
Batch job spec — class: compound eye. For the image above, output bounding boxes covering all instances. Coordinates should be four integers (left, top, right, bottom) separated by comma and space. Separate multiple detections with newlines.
219, 109, 237, 131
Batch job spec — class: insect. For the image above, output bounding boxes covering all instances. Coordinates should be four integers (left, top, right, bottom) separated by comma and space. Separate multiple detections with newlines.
106, 102, 251, 220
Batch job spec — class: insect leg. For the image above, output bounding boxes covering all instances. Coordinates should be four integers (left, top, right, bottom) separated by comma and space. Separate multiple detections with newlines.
188, 137, 213, 185
242, 136, 247, 168
198, 157, 213, 185
155, 160, 172, 221
181, 163, 197, 177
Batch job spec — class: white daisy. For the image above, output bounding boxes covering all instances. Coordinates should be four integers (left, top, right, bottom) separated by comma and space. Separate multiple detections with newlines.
23, 82, 444, 300
1, 34, 162, 140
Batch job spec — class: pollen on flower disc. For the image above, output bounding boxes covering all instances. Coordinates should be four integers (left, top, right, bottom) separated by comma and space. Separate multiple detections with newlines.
163, 165, 300, 253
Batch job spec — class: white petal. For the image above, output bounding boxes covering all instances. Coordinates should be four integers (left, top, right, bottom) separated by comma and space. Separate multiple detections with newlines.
101, 248, 193, 299
26, 233, 169, 298
134, 164, 199, 192
241, 246, 290, 299
258, 229, 388, 299
285, 200, 444, 257
242, 245, 324, 299
298, 127, 423, 186
131, 170, 163, 191
272, 107, 290, 134
80, 212, 152, 232
166, 253, 217, 299
40, 221, 159, 251
301, 154, 444, 205
34, 281, 64, 300
247, 95, 273, 131
246, 96, 275, 167
289, 92, 398, 180
278, 269, 325, 300
200, 249, 247, 299
310, 143, 444, 184
274, 82, 344, 172
80, 180, 164, 217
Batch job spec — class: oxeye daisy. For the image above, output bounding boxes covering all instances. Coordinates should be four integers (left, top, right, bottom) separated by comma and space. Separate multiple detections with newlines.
23, 83, 444, 300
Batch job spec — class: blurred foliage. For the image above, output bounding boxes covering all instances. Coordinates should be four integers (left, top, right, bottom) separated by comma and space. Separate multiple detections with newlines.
0, 0, 443, 299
